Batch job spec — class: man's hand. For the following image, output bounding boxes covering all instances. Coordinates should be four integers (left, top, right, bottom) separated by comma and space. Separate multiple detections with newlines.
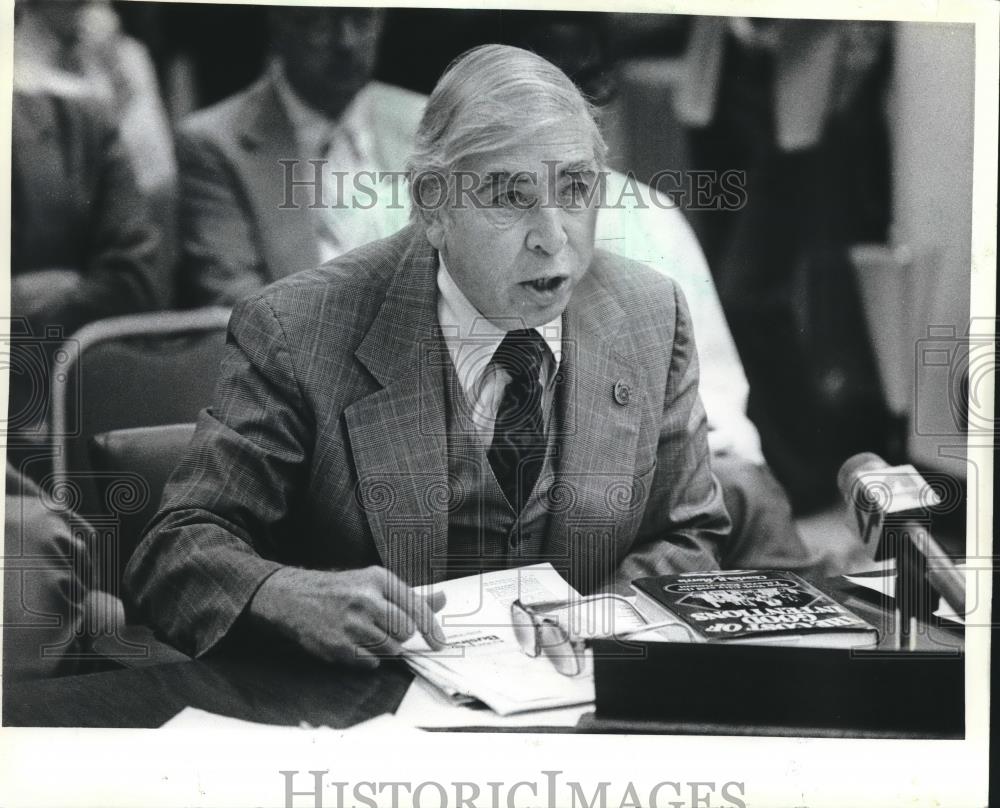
247, 565, 447, 669
11, 270, 83, 325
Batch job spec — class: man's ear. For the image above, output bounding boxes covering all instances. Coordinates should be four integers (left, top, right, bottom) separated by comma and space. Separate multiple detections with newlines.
424, 212, 447, 251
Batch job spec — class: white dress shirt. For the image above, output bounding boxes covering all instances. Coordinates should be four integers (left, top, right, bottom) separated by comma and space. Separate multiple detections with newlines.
271, 61, 406, 261
436, 257, 562, 447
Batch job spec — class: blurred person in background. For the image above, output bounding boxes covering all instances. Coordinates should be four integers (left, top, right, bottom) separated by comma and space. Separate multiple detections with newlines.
13, 0, 177, 306
4, 463, 92, 680
175, 6, 421, 306
674, 17, 893, 512
14, 0, 177, 202
14, 0, 176, 199
5, 461, 134, 680
9, 88, 160, 450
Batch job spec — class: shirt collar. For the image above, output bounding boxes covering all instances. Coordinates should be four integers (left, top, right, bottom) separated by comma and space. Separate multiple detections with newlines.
269, 59, 373, 160
436, 254, 562, 399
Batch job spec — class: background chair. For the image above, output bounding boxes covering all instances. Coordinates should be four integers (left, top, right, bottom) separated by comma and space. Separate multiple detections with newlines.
48, 307, 230, 594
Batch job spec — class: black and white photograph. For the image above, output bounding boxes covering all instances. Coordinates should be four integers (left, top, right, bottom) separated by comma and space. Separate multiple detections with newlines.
1, 1, 995, 806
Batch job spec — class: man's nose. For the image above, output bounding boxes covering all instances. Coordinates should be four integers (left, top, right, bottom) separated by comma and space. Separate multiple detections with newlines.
525, 204, 568, 255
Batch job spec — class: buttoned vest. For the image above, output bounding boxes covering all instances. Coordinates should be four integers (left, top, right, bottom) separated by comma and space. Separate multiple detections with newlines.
441, 345, 560, 579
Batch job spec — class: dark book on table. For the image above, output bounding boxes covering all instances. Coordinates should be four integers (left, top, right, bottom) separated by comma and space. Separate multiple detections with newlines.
631, 570, 879, 649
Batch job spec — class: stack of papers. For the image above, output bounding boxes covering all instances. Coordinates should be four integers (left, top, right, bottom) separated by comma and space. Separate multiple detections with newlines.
402, 564, 597, 716
395, 677, 593, 729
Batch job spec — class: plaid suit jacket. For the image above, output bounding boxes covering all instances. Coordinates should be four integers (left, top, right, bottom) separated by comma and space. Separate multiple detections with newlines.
124, 225, 730, 657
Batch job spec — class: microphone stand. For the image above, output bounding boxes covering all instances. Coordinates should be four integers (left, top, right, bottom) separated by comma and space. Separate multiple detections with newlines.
884, 517, 966, 651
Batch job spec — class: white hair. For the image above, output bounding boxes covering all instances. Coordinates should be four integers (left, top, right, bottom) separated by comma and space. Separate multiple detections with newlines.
407, 44, 608, 221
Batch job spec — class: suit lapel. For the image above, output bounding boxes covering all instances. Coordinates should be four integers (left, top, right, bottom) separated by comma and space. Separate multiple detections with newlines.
547, 258, 645, 566
341, 238, 647, 584
344, 230, 450, 585
237, 78, 319, 281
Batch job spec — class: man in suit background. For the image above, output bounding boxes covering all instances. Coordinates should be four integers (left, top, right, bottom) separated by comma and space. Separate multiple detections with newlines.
10, 90, 160, 337
14, 0, 176, 199
175, 6, 420, 306
125, 45, 731, 667
8, 88, 161, 456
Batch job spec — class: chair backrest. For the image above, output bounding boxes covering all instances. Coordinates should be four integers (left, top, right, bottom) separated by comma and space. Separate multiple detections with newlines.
88, 423, 197, 589
47, 308, 229, 587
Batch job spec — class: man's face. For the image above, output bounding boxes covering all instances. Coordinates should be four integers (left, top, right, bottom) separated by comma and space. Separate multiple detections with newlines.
272, 8, 383, 118
427, 118, 601, 329
32, 0, 90, 45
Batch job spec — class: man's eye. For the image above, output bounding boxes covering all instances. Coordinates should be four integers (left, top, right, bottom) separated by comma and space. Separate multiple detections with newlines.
494, 188, 532, 208
559, 180, 592, 207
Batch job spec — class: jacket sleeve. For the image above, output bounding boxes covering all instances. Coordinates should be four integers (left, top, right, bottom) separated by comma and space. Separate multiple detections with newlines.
611, 279, 731, 590
123, 295, 312, 656
176, 126, 269, 306
4, 464, 92, 680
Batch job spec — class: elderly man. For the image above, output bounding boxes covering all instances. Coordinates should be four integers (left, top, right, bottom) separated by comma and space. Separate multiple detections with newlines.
174, 6, 805, 570
125, 45, 731, 666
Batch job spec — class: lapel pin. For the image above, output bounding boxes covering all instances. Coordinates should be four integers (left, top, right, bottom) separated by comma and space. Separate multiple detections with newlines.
614, 380, 630, 406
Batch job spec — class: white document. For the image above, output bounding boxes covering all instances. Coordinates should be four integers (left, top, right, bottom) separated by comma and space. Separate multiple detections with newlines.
401, 563, 685, 715
160, 707, 421, 734
395, 676, 593, 729
160, 707, 287, 730
402, 563, 595, 715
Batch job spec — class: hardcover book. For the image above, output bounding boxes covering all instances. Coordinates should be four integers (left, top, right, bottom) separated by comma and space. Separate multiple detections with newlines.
631, 570, 879, 648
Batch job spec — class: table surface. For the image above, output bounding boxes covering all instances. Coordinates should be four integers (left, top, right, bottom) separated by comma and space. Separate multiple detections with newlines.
3, 652, 413, 729
2, 579, 964, 733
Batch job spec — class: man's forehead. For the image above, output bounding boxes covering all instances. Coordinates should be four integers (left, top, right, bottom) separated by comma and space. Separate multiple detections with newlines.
473, 147, 598, 180
458, 113, 596, 172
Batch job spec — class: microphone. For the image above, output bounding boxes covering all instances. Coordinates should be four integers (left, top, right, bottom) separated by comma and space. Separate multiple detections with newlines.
837, 452, 896, 548
837, 453, 965, 624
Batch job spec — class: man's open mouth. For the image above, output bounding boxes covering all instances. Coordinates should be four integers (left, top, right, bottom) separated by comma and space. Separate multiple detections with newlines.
522, 277, 567, 293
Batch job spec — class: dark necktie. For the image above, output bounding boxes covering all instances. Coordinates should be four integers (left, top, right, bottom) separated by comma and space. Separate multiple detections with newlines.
487, 329, 548, 513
